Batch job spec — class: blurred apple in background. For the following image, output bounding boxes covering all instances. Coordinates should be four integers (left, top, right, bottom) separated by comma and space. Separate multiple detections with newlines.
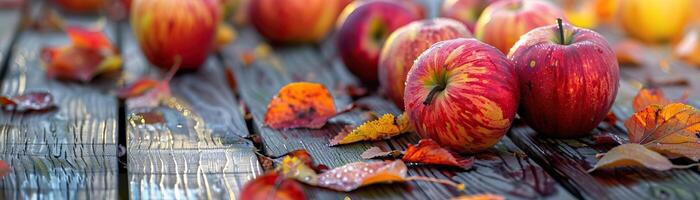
440, 0, 496, 32
249, 0, 338, 43
508, 19, 619, 138
618, 0, 691, 43
131, 0, 220, 71
379, 18, 471, 108
336, 0, 418, 86
475, 0, 565, 54
404, 38, 519, 153
560, 0, 597, 28
55, 0, 106, 13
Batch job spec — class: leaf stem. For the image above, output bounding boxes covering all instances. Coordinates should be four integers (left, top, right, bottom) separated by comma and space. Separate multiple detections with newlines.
423, 84, 445, 105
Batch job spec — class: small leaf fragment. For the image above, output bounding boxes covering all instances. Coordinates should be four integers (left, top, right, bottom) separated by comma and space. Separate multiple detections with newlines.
116, 78, 159, 98
588, 143, 674, 172
615, 39, 646, 65
402, 139, 474, 170
0, 92, 55, 111
239, 173, 306, 200
66, 26, 112, 49
632, 88, 688, 112
0, 160, 11, 178
264, 82, 337, 129
329, 113, 411, 146
277, 156, 318, 186
675, 27, 700, 67
360, 147, 403, 160
451, 194, 505, 200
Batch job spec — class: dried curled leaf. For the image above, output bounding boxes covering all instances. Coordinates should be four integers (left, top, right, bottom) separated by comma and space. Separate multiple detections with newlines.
402, 139, 474, 170
0, 92, 55, 111
0, 160, 10, 178
632, 88, 688, 112
42, 26, 121, 82
317, 160, 408, 192
264, 82, 337, 129
116, 78, 159, 98
625, 103, 700, 161
239, 173, 306, 200
452, 194, 505, 200
329, 113, 411, 146
588, 143, 676, 172
124, 63, 179, 108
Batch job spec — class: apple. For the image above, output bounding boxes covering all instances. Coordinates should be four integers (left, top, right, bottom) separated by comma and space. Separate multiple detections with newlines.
131, 0, 220, 71
474, 0, 565, 54
404, 38, 519, 153
337, 0, 419, 86
379, 18, 471, 108
249, 0, 339, 43
618, 0, 691, 43
440, 0, 496, 32
55, 0, 107, 13
508, 19, 619, 138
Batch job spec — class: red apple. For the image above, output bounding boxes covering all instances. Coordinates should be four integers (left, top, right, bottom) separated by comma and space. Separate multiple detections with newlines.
440, 0, 497, 32
249, 0, 339, 43
508, 19, 619, 138
404, 38, 520, 153
131, 0, 220, 71
475, 0, 565, 54
337, 0, 418, 86
379, 18, 471, 108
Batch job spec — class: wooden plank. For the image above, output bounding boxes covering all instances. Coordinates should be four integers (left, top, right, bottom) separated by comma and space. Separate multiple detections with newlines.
0, 8, 21, 86
222, 27, 575, 199
121, 25, 262, 199
0, 8, 119, 200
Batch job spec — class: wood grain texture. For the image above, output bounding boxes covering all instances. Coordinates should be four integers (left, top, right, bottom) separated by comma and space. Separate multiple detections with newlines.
221, 27, 575, 199
121, 25, 261, 199
0, 12, 119, 199
0, 8, 21, 86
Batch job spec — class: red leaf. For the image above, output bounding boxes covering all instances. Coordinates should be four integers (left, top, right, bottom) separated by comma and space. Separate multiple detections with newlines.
124, 64, 178, 108
402, 139, 474, 170
116, 78, 159, 98
317, 160, 408, 192
0, 92, 55, 111
65, 26, 112, 49
240, 173, 306, 200
0, 160, 10, 178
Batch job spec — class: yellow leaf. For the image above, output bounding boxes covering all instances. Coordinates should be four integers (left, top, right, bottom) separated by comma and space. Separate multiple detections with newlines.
329, 112, 410, 146
277, 156, 318, 185
588, 143, 674, 172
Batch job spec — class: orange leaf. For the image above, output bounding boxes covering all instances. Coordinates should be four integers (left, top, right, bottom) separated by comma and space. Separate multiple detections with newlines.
239, 173, 306, 200
0, 160, 10, 178
615, 39, 646, 66
625, 103, 700, 161
588, 143, 676, 172
116, 78, 159, 98
329, 113, 411, 146
65, 26, 112, 49
402, 139, 474, 170
125, 65, 178, 109
632, 88, 688, 112
264, 82, 336, 129
675, 27, 700, 67
0, 92, 55, 112
452, 194, 505, 200
317, 160, 408, 192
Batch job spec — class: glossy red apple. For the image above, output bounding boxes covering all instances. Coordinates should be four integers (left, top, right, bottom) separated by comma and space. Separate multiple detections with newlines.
379, 18, 471, 108
337, 0, 419, 86
249, 0, 339, 43
475, 0, 565, 54
131, 0, 220, 71
440, 0, 497, 32
404, 38, 520, 153
508, 19, 619, 138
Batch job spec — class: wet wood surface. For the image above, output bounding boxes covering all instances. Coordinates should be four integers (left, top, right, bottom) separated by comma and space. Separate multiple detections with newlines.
221, 27, 575, 200
121, 25, 261, 199
0, 6, 119, 199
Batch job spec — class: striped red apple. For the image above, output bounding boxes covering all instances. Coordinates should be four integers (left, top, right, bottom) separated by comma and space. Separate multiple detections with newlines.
475, 0, 565, 54
379, 18, 471, 108
440, 0, 497, 32
336, 0, 419, 86
508, 19, 619, 138
249, 0, 339, 43
404, 38, 520, 153
131, 0, 220, 71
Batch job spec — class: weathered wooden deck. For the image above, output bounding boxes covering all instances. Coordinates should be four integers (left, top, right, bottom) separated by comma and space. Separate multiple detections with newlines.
1, 1, 700, 200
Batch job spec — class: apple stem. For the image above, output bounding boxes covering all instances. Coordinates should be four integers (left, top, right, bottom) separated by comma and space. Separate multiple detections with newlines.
557, 18, 565, 45
423, 85, 445, 105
